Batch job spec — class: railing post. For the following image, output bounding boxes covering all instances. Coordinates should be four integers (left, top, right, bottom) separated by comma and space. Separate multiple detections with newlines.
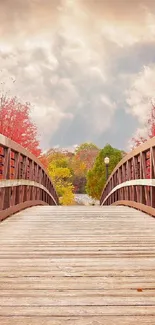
10, 152, 20, 207
150, 147, 155, 208
3, 148, 11, 210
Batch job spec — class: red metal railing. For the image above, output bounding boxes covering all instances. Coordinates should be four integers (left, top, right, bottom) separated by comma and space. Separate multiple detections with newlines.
0, 134, 58, 221
100, 137, 155, 216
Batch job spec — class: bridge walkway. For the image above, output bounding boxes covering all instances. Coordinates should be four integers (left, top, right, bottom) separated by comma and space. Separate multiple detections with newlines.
0, 206, 155, 324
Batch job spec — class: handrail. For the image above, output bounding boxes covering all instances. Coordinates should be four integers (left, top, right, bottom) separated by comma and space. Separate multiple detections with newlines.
100, 137, 155, 216
0, 134, 58, 221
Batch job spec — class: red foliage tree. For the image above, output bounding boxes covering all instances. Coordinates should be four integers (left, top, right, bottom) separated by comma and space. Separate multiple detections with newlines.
131, 103, 155, 148
131, 103, 155, 180
0, 96, 41, 156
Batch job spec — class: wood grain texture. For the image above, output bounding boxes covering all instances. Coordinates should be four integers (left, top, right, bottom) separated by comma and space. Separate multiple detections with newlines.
0, 205, 155, 324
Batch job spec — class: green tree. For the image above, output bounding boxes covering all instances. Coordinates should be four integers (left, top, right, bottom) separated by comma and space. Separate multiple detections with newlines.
86, 144, 122, 200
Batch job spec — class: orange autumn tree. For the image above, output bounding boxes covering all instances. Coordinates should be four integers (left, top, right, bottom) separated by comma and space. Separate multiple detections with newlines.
39, 155, 49, 169
75, 143, 99, 170
0, 95, 41, 156
71, 143, 99, 193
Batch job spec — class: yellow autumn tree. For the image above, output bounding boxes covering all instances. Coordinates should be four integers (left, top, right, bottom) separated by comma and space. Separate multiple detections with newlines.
48, 153, 74, 205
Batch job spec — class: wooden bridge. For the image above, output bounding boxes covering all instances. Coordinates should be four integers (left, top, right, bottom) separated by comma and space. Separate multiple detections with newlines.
0, 134, 155, 324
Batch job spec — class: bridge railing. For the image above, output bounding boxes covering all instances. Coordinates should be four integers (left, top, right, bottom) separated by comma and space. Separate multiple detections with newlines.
100, 137, 155, 216
0, 134, 58, 221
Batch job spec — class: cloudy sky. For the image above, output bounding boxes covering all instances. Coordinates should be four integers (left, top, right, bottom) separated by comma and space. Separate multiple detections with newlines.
0, 0, 155, 151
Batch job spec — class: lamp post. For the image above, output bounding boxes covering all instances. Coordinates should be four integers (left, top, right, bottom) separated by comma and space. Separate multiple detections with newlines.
104, 157, 110, 181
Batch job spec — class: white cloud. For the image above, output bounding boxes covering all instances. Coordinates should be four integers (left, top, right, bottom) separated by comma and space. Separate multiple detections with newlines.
126, 65, 155, 123
1, 0, 155, 150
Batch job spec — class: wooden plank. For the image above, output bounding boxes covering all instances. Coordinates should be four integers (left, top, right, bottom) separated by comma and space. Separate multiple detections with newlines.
0, 316, 154, 325
0, 305, 155, 316
0, 278, 155, 289
0, 295, 155, 306
1, 269, 155, 277
0, 289, 154, 297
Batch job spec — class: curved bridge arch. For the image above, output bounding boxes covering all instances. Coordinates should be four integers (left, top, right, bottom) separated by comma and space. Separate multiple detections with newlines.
100, 137, 155, 216
0, 134, 58, 221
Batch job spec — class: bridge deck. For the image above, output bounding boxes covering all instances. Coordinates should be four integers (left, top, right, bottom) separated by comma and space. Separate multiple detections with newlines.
0, 206, 155, 324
